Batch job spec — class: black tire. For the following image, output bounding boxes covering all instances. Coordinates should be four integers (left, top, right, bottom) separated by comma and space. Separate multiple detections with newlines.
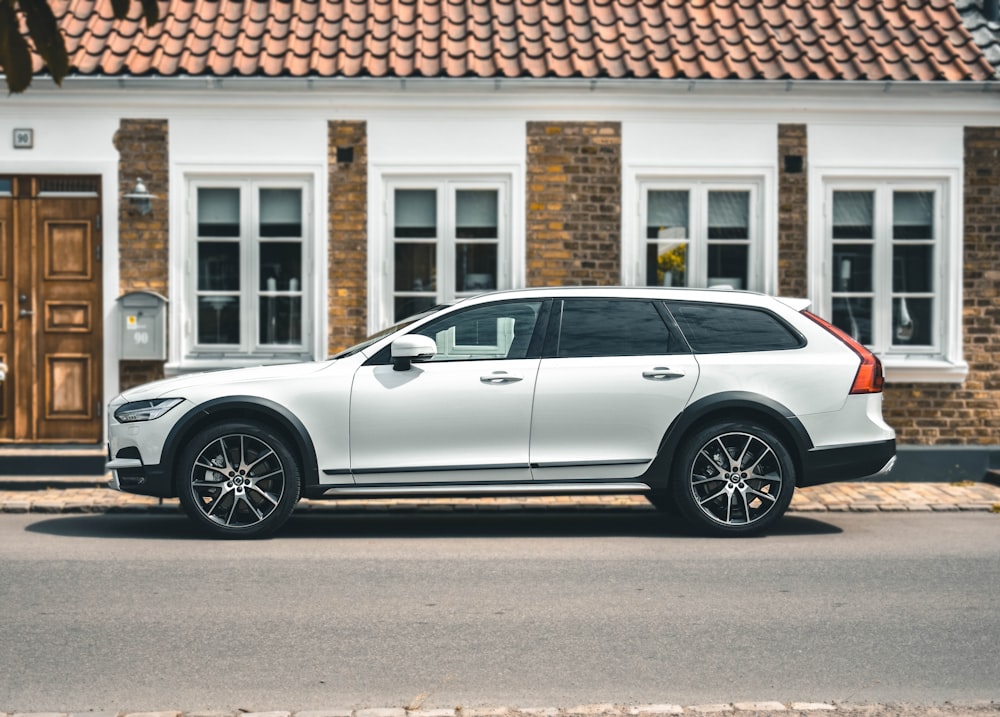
177, 420, 301, 538
671, 420, 796, 537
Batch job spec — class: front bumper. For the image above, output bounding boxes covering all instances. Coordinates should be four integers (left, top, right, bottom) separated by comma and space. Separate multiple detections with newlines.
106, 453, 175, 497
800, 438, 897, 487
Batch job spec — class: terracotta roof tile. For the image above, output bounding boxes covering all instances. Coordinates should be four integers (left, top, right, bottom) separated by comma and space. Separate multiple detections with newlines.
31, 0, 997, 81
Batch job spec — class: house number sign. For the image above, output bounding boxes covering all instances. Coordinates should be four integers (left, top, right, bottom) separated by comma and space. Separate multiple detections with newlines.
13, 128, 34, 149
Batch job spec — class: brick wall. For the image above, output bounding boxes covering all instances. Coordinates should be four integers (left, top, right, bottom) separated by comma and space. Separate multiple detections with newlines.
881, 127, 1000, 445
526, 122, 622, 286
327, 121, 369, 354
777, 124, 808, 298
113, 119, 169, 389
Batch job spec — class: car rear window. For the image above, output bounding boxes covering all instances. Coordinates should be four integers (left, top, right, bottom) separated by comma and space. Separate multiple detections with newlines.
668, 302, 805, 353
554, 299, 685, 357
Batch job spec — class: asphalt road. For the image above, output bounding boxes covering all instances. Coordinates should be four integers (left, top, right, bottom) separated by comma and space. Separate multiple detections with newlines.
1, 510, 998, 712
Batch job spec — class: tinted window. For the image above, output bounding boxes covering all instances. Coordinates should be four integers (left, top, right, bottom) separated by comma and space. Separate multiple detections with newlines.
668, 302, 804, 353
555, 299, 681, 358
413, 301, 544, 361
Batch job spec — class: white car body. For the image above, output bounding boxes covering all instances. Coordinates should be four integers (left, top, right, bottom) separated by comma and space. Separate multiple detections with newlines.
108, 287, 896, 537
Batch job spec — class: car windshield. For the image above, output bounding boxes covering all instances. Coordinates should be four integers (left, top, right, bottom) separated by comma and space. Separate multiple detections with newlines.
327, 306, 448, 359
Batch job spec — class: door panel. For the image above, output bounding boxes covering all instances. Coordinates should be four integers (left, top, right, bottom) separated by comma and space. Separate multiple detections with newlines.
0, 177, 103, 443
530, 354, 700, 480
349, 359, 539, 484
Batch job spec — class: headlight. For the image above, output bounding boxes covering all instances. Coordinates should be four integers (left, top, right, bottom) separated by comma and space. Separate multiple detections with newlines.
114, 397, 184, 423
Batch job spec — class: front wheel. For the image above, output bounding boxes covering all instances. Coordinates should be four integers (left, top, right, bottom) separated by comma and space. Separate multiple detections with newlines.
671, 421, 796, 537
177, 421, 301, 538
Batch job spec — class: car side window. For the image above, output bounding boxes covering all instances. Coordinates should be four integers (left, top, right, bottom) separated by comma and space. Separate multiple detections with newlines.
412, 300, 545, 361
554, 299, 684, 358
668, 301, 805, 353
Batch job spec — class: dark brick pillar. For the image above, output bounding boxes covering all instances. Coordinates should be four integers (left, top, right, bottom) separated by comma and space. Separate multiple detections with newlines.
114, 119, 169, 389
526, 122, 622, 286
328, 121, 369, 354
777, 124, 808, 298
881, 127, 1000, 445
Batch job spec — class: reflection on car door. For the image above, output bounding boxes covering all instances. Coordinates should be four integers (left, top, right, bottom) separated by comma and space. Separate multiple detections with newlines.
349, 301, 544, 484
530, 298, 699, 481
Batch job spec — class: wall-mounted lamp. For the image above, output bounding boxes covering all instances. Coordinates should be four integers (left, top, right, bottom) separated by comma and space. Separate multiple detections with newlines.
123, 177, 157, 215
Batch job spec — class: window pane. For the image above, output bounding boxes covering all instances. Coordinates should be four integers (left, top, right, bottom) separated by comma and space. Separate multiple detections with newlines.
707, 244, 748, 290
415, 301, 542, 361
833, 245, 873, 292
647, 191, 689, 238
260, 188, 302, 237
259, 242, 302, 291
394, 243, 436, 292
0, 178, 12, 194
395, 189, 436, 238
557, 300, 678, 358
669, 303, 803, 353
198, 188, 240, 237
831, 297, 872, 345
394, 295, 438, 321
259, 297, 302, 345
198, 296, 240, 344
893, 297, 932, 346
647, 242, 687, 287
198, 242, 240, 291
893, 245, 933, 293
456, 243, 497, 291
707, 191, 749, 239
893, 192, 933, 240
833, 191, 873, 239
456, 190, 498, 239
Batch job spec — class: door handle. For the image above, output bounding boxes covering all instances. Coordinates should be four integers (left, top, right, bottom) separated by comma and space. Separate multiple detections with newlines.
480, 371, 523, 385
19, 308, 34, 318
643, 367, 685, 380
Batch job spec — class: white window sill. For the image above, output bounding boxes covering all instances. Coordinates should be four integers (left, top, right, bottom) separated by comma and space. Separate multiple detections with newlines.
882, 357, 968, 384
166, 354, 312, 376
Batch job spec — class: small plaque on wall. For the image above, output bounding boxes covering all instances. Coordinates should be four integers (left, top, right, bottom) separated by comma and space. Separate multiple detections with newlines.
13, 128, 34, 149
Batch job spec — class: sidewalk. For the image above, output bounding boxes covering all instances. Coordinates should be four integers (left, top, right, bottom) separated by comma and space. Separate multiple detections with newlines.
1, 476, 999, 514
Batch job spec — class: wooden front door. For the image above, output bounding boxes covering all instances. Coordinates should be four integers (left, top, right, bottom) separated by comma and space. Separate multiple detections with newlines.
0, 176, 103, 443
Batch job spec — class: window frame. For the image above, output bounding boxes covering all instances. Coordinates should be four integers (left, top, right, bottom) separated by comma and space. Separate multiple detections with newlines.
811, 172, 966, 383
371, 168, 521, 333
625, 171, 775, 294
177, 175, 315, 368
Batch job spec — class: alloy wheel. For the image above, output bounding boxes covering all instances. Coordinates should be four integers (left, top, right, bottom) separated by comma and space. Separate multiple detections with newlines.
687, 430, 784, 528
188, 432, 287, 529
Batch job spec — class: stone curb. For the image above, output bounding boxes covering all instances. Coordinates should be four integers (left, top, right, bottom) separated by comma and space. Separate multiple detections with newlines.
5, 703, 1000, 717
2, 482, 1000, 516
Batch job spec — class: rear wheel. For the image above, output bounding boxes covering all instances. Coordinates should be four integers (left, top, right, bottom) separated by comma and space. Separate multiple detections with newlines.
177, 421, 301, 538
671, 421, 795, 536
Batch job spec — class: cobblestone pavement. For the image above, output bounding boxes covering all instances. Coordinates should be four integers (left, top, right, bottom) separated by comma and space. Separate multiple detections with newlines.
1, 478, 999, 515
2, 703, 999, 717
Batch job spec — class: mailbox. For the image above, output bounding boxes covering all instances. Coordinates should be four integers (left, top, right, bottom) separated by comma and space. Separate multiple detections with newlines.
117, 291, 168, 360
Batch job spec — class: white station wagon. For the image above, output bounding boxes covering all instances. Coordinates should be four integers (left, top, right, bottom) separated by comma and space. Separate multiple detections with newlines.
107, 287, 896, 538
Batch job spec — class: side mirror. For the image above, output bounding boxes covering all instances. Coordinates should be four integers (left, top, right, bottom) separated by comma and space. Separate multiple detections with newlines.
390, 334, 437, 371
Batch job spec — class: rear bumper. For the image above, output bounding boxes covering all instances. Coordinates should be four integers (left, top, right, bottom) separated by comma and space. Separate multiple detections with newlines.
800, 438, 897, 487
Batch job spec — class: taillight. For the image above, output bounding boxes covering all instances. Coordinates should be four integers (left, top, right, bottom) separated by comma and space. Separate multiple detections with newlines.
802, 311, 884, 394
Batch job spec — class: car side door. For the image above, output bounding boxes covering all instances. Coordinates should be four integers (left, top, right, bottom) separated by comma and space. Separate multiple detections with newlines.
349, 300, 546, 484
529, 298, 700, 481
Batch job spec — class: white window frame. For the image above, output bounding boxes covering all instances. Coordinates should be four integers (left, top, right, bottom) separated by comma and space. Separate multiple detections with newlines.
810, 171, 966, 383
173, 174, 317, 371
370, 168, 518, 332
624, 169, 776, 295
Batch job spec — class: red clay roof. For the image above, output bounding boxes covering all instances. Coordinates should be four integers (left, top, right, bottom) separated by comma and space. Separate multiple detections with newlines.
37, 0, 996, 81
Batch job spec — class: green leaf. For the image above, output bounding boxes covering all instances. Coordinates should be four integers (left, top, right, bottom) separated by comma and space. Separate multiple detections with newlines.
0, 0, 35, 92
18, 0, 68, 83
139, 0, 160, 27
110, 0, 130, 20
